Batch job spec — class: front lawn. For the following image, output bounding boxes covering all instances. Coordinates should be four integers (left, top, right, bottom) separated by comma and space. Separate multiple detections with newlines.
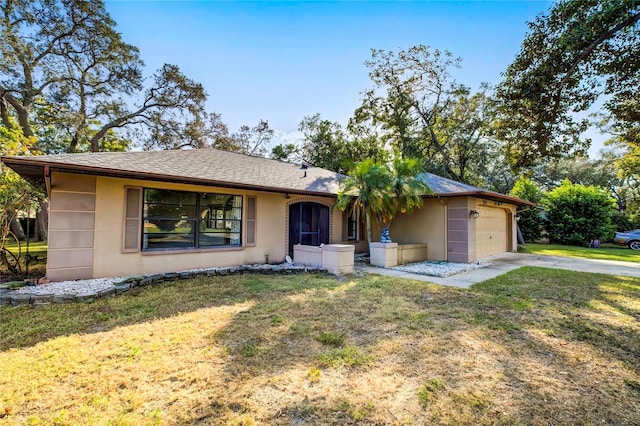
520, 242, 640, 263
1, 269, 639, 424
0, 240, 47, 282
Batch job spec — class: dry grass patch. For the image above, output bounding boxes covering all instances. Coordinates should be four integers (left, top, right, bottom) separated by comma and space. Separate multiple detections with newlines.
1, 267, 640, 424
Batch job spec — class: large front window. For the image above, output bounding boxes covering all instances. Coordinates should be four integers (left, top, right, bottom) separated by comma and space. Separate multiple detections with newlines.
142, 189, 242, 251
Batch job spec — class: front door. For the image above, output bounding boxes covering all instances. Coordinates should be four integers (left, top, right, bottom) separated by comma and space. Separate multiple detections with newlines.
288, 202, 329, 255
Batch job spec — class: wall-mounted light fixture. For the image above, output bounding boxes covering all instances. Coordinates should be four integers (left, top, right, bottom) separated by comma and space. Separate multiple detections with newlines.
470, 209, 480, 219
284, 193, 290, 199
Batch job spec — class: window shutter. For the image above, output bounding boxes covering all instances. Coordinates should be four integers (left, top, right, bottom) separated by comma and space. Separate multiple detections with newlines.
246, 196, 256, 246
123, 187, 142, 252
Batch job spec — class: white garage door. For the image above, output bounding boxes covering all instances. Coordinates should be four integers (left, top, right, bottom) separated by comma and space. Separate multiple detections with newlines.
476, 206, 508, 259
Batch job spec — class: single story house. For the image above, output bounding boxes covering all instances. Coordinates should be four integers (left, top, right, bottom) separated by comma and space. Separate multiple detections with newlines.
2, 149, 532, 281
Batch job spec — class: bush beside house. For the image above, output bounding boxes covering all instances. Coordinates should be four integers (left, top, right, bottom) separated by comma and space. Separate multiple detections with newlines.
543, 180, 615, 246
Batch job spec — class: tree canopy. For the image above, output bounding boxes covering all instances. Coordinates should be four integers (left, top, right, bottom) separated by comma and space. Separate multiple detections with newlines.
494, 0, 640, 169
349, 45, 495, 185
0, 0, 207, 153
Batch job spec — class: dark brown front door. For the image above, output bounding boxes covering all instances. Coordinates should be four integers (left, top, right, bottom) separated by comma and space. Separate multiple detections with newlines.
288, 202, 329, 255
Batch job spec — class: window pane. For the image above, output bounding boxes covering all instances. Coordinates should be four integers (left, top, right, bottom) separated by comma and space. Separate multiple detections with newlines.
142, 188, 242, 251
144, 219, 197, 234
199, 232, 241, 247
144, 233, 195, 250
144, 204, 197, 220
199, 194, 242, 247
145, 189, 197, 205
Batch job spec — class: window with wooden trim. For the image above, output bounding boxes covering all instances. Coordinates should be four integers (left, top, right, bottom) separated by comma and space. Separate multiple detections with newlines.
347, 208, 358, 241
246, 196, 256, 246
123, 187, 142, 252
142, 188, 242, 251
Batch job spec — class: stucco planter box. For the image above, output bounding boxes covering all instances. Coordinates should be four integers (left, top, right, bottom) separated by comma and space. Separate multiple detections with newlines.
322, 244, 355, 275
293, 244, 323, 267
370, 242, 398, 268
397, 243, 428, 265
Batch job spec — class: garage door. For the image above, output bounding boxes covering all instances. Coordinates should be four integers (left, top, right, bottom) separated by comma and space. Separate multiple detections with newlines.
476, 206, 508, 258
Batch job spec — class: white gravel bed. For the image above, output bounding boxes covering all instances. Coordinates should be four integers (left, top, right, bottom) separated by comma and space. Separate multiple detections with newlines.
8, 263, 305, 297
12, 277, 120, 296
391, 260, 490, 277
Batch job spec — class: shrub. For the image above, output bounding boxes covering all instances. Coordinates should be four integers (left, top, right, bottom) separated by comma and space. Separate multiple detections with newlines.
610, 210, 633, 232
543, 180, 615, 246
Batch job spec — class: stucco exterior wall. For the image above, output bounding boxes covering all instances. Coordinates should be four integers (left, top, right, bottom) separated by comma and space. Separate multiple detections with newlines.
48, 173, 342, 279
387, 199, 447, 261
47, 173, 96, 281
446, 198, 476, 263
448, 197, 517, 263
365, 195, 518, 265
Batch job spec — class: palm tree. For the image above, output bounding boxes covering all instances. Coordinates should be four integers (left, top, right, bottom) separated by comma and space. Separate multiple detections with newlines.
336, 159, 393, 244
336, 158, 431, 244
382, 157, 432, 230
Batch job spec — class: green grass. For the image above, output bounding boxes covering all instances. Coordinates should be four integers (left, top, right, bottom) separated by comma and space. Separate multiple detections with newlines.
3, 239, 48, 259
317, 345, 374, 368
520, 242, 640, 262
314, 331, 346, 347
0, 240, 47, 282
1, 269, 639, 425
418, 379, 445, 408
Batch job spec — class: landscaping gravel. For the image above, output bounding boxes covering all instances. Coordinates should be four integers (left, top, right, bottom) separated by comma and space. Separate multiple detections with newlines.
391, 260, 490, 277
4, 262, 322, 303
11, 277, 119, 297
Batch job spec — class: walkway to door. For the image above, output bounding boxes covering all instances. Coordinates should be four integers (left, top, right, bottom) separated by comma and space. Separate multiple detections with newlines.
357, 252, 640, 289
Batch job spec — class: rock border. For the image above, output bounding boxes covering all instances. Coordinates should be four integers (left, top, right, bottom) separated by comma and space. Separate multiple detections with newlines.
0, 263, 326, 307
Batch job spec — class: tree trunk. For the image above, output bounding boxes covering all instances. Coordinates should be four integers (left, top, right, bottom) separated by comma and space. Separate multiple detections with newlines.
10, 216, 26, 241
34, 200, 49, 241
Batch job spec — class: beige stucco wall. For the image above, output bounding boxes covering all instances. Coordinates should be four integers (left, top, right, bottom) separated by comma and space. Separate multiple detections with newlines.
391, 196, 518, 263
47, 173, 96, 281
48, 172, 345, 279
387, 198, 447, 261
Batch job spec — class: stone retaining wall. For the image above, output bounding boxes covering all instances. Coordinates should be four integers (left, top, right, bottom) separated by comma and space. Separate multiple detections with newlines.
0, 263, 326, 307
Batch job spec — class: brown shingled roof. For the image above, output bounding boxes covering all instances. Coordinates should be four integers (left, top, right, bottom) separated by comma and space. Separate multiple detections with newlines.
1, 149, 345, 196
1, 148, 533, 205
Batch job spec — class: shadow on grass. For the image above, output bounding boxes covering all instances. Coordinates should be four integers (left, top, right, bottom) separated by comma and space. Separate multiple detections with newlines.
0, 273, 343, 350
178, 267, 640, 424
2, 267, 640, 425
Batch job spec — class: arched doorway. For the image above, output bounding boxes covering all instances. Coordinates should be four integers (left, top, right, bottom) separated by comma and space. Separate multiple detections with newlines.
288, 202, 329, 255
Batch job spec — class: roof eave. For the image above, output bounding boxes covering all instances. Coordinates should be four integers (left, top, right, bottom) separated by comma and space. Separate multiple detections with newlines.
1, 156, 340, 198
428, 191, 535, 207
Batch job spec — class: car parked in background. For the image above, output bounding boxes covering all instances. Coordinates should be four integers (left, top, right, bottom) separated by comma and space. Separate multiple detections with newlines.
613, 230, 640, 250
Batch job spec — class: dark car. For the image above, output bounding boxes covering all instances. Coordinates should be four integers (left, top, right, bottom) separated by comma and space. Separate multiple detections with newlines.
613, 230, 640, 250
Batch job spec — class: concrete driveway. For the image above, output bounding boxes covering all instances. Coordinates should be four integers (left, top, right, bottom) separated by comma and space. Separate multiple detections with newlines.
358, 252, 640, 288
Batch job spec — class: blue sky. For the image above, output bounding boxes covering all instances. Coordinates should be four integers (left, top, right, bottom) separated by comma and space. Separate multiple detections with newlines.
106, 1, 601, 151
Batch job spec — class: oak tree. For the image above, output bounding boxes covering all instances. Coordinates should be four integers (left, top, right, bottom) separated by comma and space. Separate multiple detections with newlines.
494, 0, 640, 169
0, 0, 207, 153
